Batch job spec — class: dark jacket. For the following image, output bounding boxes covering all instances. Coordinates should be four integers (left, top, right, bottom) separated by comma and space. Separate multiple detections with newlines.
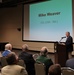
19, 52, 35, 75
65, 36, 73, 52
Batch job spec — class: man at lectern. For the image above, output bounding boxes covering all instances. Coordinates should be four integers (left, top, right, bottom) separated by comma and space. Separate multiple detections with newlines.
65, 32, 73, 59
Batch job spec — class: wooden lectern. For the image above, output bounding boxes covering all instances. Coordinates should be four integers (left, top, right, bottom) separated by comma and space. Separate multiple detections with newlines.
54, 42, 67, 67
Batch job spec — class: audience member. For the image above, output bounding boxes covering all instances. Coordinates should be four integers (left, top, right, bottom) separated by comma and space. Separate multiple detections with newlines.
19, 44, 35, 75
1, 52, 28, 75
36, 46, 53, 75
66, 50, 74, 69
48, 64, 61, 75
2, 43, 12, 57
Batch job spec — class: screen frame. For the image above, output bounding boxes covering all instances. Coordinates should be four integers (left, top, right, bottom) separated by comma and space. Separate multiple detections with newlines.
22, 0, 74, 43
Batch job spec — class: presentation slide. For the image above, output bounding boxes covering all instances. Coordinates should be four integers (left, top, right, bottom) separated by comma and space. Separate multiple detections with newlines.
23, 0, 73, 42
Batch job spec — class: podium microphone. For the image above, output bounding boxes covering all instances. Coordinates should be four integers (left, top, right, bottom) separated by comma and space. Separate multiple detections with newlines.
61, 36, 66, 39
59, 36, 66, 44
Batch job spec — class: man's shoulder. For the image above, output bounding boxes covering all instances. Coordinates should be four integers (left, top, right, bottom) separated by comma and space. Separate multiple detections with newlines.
2, 50, 11, 56
1, 65, 26, 74
2, 50, 10, 53
44, 57, 52, 61
26, 52, 32, 56
13, 65, 25, 69
21, 52, 33, 58
67, 58, 74, 62
69, 36, 73, 39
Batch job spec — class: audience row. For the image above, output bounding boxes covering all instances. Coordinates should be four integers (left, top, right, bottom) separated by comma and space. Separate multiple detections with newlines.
1, 43, 74, 75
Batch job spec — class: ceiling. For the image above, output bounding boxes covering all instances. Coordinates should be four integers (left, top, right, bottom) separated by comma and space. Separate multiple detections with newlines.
0, 0, 46, 8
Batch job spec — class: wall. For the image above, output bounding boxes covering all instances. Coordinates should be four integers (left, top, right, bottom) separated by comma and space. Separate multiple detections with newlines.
0, 4, 57, 53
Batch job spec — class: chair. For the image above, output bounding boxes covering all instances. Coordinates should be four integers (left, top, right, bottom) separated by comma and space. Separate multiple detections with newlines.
33, 53, 39, 61
0, 52, 2, 57
35, 63, 46, 75
0, 57, 8, 67
62, 67, 74, 75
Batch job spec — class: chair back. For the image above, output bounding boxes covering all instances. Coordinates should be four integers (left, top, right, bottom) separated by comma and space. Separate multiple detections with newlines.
1, 57, 8, 67
0, 52, 2, 57
35, 63, 46, 75
62, 67, 74, 75
33, 53, 39, 61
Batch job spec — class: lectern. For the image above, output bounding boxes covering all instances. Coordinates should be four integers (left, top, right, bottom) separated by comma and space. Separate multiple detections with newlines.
54, 42, 67, 67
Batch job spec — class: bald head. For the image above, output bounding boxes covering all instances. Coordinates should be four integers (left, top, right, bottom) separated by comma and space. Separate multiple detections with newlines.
5, 43, 12, 51
40, 46, 48, 55
22, 44, 29, 51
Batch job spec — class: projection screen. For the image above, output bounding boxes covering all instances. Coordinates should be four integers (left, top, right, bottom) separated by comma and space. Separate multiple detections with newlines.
23, 0, 73, 42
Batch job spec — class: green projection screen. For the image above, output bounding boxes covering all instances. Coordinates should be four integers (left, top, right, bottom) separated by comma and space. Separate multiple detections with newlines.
23, 0, 73, 42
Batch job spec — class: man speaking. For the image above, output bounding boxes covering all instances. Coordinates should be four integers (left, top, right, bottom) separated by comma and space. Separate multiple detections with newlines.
65, 32, 73, 59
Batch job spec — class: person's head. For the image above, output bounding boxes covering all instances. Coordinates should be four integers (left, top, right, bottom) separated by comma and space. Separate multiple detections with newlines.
22, 44, 29, 52
48, 64, 61, 75
5, 43, 12, 51
65, 32, 70, 37
40, 46, 48, 56
6, 52, 18, 65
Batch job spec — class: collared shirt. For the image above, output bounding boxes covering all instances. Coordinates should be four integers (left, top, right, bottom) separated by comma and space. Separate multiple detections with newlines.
2, 50, 11, 57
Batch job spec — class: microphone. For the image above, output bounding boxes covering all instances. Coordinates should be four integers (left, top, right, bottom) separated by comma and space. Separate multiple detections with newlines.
59, 36, 66, 44
61, 36, 66, 39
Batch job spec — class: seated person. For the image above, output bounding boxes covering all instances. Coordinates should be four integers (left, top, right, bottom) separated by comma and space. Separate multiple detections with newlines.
1, 52, 28, 75
2, 43, 12, 57
48, 64, 61, 75
66, 51, 74, 69
36, 46, 53, 75
19, 44, 35, 75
